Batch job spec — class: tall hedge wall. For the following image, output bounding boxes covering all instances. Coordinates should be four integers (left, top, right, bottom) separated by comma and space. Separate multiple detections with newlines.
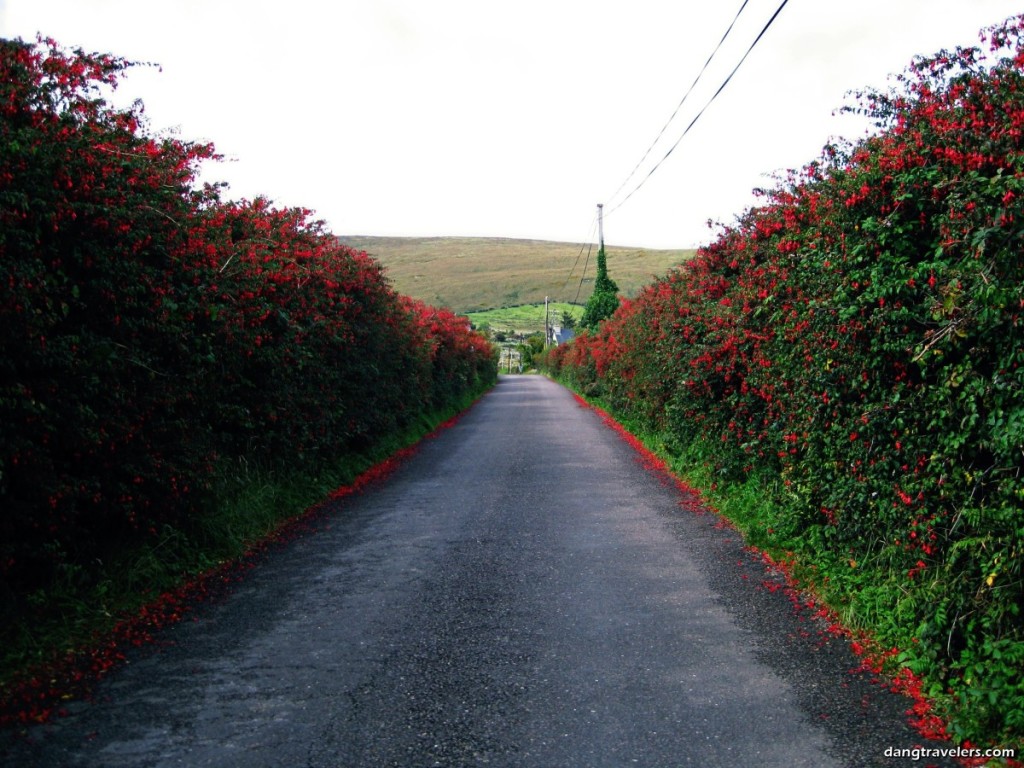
0, 37, 496, 619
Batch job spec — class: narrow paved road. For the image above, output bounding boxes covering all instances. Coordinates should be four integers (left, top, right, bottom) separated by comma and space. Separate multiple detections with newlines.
4, 376, 955, 767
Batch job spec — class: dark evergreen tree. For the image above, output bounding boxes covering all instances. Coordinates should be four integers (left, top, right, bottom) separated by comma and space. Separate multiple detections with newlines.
580, 246, 619, 329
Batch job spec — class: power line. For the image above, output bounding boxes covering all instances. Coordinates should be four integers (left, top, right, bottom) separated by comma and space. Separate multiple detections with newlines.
606, 0, 752, 209
607, 0, 791, 217
563, 216, 597, 294
572, 240, 594, 306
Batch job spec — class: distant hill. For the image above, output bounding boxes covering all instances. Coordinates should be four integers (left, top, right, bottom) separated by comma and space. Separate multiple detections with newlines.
337, 236, 695, 314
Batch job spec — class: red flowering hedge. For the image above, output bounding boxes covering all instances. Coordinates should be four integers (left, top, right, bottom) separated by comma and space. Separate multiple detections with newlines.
544, 16, 1024, 748
0, 37, 495, 644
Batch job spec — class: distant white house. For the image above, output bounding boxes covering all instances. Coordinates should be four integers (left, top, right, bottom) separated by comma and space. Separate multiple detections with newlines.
549, 326, 575, 346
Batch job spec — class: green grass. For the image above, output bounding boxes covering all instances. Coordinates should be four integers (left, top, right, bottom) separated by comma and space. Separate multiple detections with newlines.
466, 302, 583, 335
338, 235, 695, 313
0, 390, 490, 703
556, 384, 1024, 757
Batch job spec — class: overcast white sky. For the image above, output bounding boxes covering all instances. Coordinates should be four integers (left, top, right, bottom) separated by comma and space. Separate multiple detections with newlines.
2, 1, 1022, 248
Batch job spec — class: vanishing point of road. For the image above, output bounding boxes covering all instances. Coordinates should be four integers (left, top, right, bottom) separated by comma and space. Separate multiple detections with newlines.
3, 376, 957, 767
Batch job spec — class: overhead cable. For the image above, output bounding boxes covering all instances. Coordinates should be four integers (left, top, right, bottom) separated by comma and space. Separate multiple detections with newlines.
563, 216, 596, 294
606, 0, 752, 209
607, 0, 790, 217
572, 240, 595, 306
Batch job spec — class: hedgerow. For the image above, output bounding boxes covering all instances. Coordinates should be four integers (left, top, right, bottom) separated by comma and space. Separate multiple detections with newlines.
0, 35, 496, 688
543, 15, 1024, 751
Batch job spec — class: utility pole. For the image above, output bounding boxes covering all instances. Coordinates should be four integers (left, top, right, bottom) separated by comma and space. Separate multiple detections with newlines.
597, 203, 604, 252
544, 296, 550, 348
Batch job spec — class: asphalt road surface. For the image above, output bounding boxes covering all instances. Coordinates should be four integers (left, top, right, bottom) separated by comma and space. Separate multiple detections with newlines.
3, 375, 958, 767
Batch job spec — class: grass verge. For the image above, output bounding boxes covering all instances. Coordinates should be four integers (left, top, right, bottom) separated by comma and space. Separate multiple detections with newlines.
561, 382, 1022, 766
0, 388, 491, 728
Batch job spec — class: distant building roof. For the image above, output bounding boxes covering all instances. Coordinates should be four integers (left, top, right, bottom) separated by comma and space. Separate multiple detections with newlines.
550, 327, 575, 346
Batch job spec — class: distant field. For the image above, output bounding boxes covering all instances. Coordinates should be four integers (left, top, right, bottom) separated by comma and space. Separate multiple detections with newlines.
466, 302, 582, 335
338, 235, 695, 313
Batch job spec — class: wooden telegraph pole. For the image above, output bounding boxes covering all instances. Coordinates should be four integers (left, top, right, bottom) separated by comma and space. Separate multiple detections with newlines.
544, 295, 550, 347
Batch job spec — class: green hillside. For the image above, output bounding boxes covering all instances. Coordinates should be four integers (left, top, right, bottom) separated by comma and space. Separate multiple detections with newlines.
337, 236, 694, 314
466, 302, 583, 336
